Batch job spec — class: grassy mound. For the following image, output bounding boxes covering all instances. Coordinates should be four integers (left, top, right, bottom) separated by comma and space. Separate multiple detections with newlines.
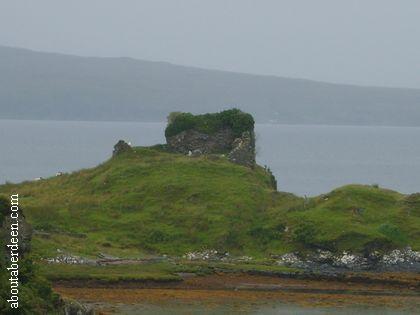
0, 147, 419, 261
0, 147, 280, 258
283, 186, 420, 253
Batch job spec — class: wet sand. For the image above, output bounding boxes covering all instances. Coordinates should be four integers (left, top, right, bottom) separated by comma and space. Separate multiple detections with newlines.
54, 273, 420, 314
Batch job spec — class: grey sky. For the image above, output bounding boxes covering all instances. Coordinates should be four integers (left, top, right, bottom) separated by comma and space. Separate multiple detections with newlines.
1, 0, 419, 88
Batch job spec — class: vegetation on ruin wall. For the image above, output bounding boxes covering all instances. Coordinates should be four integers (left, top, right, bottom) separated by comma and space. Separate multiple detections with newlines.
165, 108, 255, 138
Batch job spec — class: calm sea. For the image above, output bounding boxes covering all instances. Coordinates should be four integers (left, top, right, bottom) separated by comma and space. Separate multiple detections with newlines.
1, 120, 419, 196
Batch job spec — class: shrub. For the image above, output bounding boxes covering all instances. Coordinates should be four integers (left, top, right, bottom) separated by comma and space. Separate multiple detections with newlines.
165, 108, 255, 138
378, 223, 407, 245
248, 224, 283, 245
292, 221, 317, 245
147, 230, 171, 243
167, 111, 183, 124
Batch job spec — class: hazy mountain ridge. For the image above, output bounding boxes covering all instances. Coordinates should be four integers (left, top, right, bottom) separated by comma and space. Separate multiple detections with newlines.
1, 45, 420, 125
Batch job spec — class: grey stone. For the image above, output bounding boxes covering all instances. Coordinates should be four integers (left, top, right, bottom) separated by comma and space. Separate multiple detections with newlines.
227, 131, 256, 167
64, 300, 95, 315
167, 128, 235, 155
166, 128, 256, 167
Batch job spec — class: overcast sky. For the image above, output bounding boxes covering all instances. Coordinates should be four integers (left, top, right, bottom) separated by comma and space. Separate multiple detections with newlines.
1, 0, 419, 88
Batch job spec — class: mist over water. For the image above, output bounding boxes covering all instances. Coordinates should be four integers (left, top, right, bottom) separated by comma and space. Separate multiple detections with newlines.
1, 120, 420, 196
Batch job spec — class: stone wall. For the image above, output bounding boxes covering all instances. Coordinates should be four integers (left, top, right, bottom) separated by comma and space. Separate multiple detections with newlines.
167, 128, 235, 155
112, 140, 132, 156
166, 128, 256, 167
227, 131, 255, 168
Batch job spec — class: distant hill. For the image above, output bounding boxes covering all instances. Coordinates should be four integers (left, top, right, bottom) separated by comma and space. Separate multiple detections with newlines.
1, 45, 420, 125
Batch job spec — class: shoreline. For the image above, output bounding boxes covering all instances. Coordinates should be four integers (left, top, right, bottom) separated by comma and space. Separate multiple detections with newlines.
53, 272, 420, 313
50, 270, 420, 289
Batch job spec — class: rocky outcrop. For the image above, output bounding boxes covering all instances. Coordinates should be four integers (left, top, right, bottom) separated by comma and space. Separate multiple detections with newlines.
44, 253, 97, 265
183, 249, 229, 261
381, 247, 420, 266
274, 247, 420, 272
166, 129, 256, 167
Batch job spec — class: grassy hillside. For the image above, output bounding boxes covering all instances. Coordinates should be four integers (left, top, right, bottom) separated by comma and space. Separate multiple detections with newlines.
0, 147, 284, 258
0, 147, 419, 261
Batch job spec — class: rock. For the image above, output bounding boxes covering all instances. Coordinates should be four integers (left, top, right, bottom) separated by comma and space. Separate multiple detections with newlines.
44, 253, 97, 265
191, 149, 203, 157
63, 299, 95, 315
237, 255, 253, 262
97, 252, 119, 260
332, 251, 369, 269
276, 253, 303, 266
112, 140, 132, 156
310, 249, 335, 264
183, 249, 229, 261
381, 247, 420, 266
273, 248, 420, 272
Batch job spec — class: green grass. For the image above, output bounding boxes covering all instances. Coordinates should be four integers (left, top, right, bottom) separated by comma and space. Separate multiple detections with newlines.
176, 260, 300, 274
0, 147, 419, 264
37, 262, 181, 282
36, 260, 299, 283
